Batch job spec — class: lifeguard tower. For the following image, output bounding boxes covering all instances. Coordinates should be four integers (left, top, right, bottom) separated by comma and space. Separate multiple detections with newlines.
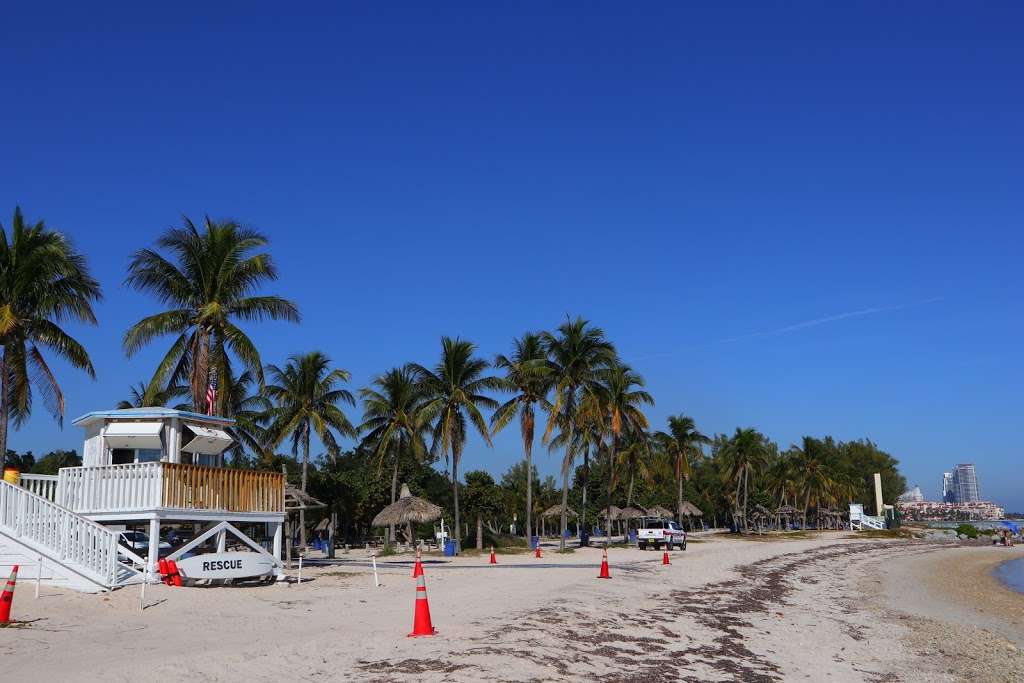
1, 407, 286, 592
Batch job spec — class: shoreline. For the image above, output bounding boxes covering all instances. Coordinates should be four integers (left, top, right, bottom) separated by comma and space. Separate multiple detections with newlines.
875, 544, 1024, 682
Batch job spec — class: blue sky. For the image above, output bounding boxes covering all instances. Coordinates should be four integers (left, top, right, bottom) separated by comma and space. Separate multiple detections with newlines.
2, 3, 1021, 510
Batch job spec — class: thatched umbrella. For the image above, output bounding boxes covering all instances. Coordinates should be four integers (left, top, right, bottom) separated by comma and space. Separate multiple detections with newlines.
540, 505, 577, 537
600, 505, 622, 519
372, 484, 442, 546
644, 505, 674, 519
775, 504, 798, 531
541, 505, 577, 518
678, 501, 703, 517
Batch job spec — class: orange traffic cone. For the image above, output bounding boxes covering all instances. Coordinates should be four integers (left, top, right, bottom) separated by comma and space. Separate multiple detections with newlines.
598, 548, 611, 579
662, 550, 671, 566
489, 546, 497, 564
534, 545, 542, 559
412, 547, 424, 578
408, 573, 436, 637
0, 565, 18, 624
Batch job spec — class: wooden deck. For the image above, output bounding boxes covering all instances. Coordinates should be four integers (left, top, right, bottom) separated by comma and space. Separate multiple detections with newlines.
57, 463, 285, 516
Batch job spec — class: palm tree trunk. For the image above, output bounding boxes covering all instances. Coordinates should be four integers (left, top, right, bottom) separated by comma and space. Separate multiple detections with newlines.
559, 464, 569, 551
452, 448, 461, 554
605, 435, 617, 538
742, 467, 750, 532
627, 468, 635, 508
389, 442, 400, 544
802, 488, 811, 530
300, 430, 310, 549
0, 348, 8, 472
524, 438, 533, 543
676, 458, 684, 522
734, 473, 742, 532
476, 516, 483, 551
580, 445, 589, 544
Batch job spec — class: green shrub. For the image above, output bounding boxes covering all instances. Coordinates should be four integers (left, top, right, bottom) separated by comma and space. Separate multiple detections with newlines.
955, 523, 979, 539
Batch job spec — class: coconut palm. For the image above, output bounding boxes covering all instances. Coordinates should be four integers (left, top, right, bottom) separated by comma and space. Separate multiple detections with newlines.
123, 216, 299, 414
541, 316, 617, 550
222, 369, 271, 464
413, 337, 500, 554
721, 428, 772, 532
600, 362, 653, 536
655, 414, 710, 523
490, 332, 551, 543
263, 351, 357, 547
615, 431, 654, 509
359, 365, 429, 543
0, 208, 101, 470
116, 381, 189, 410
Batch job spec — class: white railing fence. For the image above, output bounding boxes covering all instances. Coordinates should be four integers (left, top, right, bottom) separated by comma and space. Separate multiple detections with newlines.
0, 480, 118, 586
18, 473, 59, 502
58, 463, 162, 513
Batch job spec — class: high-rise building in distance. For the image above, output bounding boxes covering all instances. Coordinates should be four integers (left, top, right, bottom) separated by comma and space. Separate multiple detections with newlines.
942, 472, 954, 503
950, 464, 981, 503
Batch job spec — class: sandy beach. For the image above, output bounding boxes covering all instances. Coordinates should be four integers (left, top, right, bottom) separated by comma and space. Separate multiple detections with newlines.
2, 534, 1022, 682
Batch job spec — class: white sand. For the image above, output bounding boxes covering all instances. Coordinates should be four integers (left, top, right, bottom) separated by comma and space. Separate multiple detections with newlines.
2, 535, 1021, 682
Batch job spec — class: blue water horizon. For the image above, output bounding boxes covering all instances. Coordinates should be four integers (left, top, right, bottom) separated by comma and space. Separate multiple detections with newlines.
994, 557, 1024, 595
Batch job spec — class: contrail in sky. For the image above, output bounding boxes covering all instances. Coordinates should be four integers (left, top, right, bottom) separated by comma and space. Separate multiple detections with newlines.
636, 297, 942, 360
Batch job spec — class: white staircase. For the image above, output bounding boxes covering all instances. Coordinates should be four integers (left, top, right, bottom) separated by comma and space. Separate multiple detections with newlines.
0, 480, 135, 592
851, 514, 886, 531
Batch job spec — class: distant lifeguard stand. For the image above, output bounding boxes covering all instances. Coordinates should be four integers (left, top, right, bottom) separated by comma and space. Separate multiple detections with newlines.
1, 407, 286, 591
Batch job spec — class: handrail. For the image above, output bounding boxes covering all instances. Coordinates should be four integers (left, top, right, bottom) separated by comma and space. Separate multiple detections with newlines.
0, 479, 118, 586
18, 473, 59, 502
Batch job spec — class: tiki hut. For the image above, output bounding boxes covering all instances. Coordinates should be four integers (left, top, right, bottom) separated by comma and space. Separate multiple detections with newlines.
600, 505, 623, 519
372, 484, 442, 547
677, 501, 704, 530
644, 505, 674, 519
540, 505, 577, 537
775, 505, 798, 531
751, 504, 772, 534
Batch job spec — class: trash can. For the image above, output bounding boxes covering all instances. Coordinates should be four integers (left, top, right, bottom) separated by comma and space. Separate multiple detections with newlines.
443, 540, 457, 556
530, 536, 540, 550
628, 530, 637, 544
580, 530, 590, 547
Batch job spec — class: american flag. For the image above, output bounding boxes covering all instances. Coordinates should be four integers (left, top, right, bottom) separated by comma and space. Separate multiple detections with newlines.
206, 367, 218, 416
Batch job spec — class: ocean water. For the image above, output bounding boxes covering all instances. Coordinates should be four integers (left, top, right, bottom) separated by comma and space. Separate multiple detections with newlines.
994, 557, 1024, 594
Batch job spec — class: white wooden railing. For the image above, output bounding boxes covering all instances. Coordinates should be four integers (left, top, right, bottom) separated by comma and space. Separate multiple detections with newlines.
58, 463, 163, 513
57, 462, 284, 515
0, 480, 118, 586
18, 473, 59, 502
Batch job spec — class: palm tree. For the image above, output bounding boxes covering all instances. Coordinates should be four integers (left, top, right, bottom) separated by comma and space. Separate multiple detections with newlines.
655, 414, 710, 523
0, 208, 101, 470
264, 352, 357, 547
600, 362, 653, 537
615, 431, 654, 508
490, 333, 551, 543
359, 365, 429, 543
791, 437, 840, 529
542, 316, 617, 550
116, 381, 189, 410
413, 337, 500, 554
222, 369, 271, 465
721, 428, 771, 532
123, 216, 299, 414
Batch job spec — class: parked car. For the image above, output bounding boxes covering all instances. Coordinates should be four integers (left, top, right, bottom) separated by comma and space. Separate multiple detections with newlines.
118, 531, 172, 559
636, 517, 687, 550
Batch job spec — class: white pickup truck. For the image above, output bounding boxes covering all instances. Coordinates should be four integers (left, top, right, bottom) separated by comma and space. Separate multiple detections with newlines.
636, 518, 687, 550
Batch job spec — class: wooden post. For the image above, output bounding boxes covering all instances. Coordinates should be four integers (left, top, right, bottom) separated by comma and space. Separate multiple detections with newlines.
284, 516, 292, 569
147, 516, 160, 582
327, 512, 336, 560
